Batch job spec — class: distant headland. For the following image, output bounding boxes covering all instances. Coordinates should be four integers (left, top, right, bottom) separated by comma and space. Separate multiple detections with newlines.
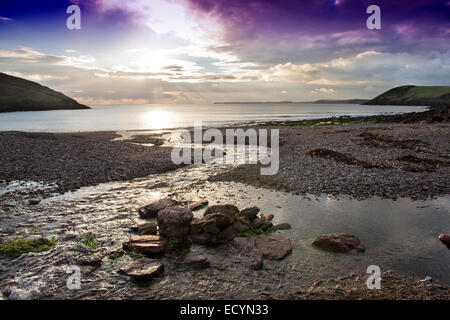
0, 72, 90, 113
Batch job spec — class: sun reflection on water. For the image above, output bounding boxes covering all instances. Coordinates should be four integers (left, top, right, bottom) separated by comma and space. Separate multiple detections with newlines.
141, 110, 175, 129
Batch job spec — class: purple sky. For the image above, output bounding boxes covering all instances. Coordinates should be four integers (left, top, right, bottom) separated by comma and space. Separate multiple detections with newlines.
0, 0, 449, 104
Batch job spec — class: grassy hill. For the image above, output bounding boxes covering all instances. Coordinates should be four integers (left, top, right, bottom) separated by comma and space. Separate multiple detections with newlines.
0, 72, 89, 113
364, 85, 450, 108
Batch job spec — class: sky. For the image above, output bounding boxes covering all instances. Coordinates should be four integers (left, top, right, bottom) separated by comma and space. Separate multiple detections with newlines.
0, 0, 449, 104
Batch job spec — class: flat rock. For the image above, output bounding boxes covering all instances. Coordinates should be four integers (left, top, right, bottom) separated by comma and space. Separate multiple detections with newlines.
439, 234, 450, 249
273, 223, 292, 231
190, 218, 204, 234
254, 235, 292, 260
312, 233, 365, 253
204, 204, 239, 218
123, 235, 167, 255
175, 253, 210, 269
186, 200, 209, 211
232, 237, 263, 270
138, 198, 178, 219
118, 258, 164, 280
157, 206, 193, 238
239, 207, 260, 220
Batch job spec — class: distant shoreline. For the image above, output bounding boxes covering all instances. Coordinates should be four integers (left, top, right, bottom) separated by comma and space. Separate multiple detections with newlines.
214, 99, 369, 104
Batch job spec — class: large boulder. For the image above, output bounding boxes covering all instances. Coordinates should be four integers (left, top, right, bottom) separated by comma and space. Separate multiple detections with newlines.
186, 200, 209, 211
254, 235, 292, 260
122, 235, 167, 255
175, 253, 210, 269
138, 198, 178, 219
118, 258, 164, 280
312, 233, 365, 253
439, 234, 450, 249
157, 206, 193, 239
232, 237, 263, 270
204, 204, 239, 219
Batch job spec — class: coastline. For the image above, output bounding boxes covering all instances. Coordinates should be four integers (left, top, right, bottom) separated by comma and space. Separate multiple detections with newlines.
0, 108, 449, 300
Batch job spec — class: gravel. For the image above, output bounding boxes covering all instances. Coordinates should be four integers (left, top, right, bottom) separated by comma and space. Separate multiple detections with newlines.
211, 123, 450, 200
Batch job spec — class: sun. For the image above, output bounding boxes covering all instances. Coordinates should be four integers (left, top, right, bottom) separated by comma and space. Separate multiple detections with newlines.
141, 110, 175, 129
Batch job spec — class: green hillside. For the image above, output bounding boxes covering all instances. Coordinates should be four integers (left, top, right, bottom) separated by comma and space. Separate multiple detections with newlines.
0, 72, 89, 112
364, 85, 450, 108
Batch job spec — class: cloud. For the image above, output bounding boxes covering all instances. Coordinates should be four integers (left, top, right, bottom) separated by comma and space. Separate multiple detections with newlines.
0, 16, 14, 22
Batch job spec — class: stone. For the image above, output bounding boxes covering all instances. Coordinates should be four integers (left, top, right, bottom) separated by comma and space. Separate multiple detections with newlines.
439, 234, 450, 249
216, 225, 236, 243
273, 223, 292, 231
118, 258, 164, 280
232, 237, 263, 270
233, 221, 249, 233
254, 235, 292, 260
186, 200, 209, 211
157, 206, 193, 239
122, 235, 167, 255
137, 222, 157, 235
239, 207, 260, 220
138, 198, 178, 219
205, 213, 233, 230
261, 221, 273, 231
190, 218, 204, 234
260, 213, 274, 221
175, 253, 210, 269
312, 233, 365, 253
28, 199, 40, 205
204, 204, 239, 218
188, 233, 211, 245
252, 217, 265, 229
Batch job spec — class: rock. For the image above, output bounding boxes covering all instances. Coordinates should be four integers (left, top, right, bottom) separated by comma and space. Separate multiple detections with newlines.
252, 217, 265, 229
239, 207, 260, 220
118, 258, 164, 280
260, 213, 274, 221
273, 223, 292, 231
204, 204, 239, 218
28, 199, 40, 205
2, 200, 15, 207
216, 225, 236, 243
261, 221, 273, 231
254, 235, 292, 260
123, 235, 167, 255
186, 200, 209, 211
205, 213, 233, 230
157, 206, 193, 239
439, 234, 450, 249
188, 233, 211, 245
138, 198, 178, 219
233, 221, 249, 233
190, 218, 204, 234
232, 237, 263, 270
175, 253, 210, 269
312, 233, 365, 253
420, 276, 433, 283
137, 222, 157, 235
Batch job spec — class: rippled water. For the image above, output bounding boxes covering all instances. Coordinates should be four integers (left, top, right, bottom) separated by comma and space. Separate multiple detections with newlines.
0, 103, 427, 132
1, 156, 448, 299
